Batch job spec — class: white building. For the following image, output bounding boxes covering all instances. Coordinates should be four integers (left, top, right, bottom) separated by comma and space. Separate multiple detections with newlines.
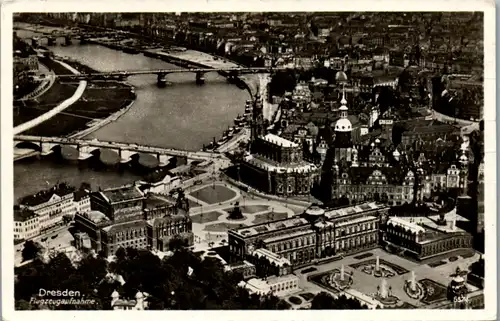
238, 274, 300, 297
19, 184, 77, 233
14, 207, 40, 241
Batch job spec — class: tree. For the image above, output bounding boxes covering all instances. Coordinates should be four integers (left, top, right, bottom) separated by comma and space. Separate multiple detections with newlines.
21, 240, 41, 262
311, 292, 368, 309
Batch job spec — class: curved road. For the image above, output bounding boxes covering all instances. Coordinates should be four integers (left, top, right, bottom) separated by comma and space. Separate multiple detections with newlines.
14, 60, 87, 135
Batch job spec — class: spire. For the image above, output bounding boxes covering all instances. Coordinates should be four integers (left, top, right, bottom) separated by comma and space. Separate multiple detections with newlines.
341, 87, 347, 106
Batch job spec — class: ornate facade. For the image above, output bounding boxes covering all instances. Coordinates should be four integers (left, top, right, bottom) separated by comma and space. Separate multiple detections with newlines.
74, 185, 192, 256
383, 217, 473, 260
240, 133, 319, 196
228, 202, 388, 269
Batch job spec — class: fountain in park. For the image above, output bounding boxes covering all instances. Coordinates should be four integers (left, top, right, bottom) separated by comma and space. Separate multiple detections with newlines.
404, 270, 425, 300
379, 278, 388, 299
410, 271, 416, 292
359, 255, 396, 278
375, 278, 399, 306
326, 264, 353, 291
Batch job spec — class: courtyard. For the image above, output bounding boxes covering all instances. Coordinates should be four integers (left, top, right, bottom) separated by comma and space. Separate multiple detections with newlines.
299, 247, 482, 308
186, 180, 304, 247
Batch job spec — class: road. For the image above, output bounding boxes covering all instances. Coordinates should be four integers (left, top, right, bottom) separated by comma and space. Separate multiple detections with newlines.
14, 60, 87, 135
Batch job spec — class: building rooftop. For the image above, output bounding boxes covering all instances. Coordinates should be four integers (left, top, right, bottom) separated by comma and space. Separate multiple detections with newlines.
99, 185, 144, 204
14, 207, 37, 222
262, 133, 298, 148
387, 217, 425, 234
262, 229, 313, 244
232, 217, 310, 238
324, 202, 387, 220
144, 195, 174, 209
81, 210, 109, 224
102, 219, 146, 233
337, 215, 377, 227
244, 154, 317, 173
252, 248, 291, 267
19, 183, 75, 207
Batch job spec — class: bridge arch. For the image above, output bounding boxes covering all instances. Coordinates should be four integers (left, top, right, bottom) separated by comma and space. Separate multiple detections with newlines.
14, 141, 42, 151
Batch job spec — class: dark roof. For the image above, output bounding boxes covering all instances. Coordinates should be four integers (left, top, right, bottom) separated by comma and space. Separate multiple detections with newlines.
100, 185, 144, 204
144, 195, 175, 209
20, 183, 76, 207
14, 207, 37, 222
74, 190, 90, 202
340, 166, 409, 185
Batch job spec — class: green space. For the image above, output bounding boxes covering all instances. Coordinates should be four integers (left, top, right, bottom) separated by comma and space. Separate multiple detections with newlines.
419, 279, 448, 304
189, 185, 236, 204
188, 199, 201, 208
14, 57, 134, 137
190, 211, 222, 224
204, 222, 245, 232
239, 205, 269, 213
349, 258, 409, 275
251, 211, 288, 225
298, 292, 315, 301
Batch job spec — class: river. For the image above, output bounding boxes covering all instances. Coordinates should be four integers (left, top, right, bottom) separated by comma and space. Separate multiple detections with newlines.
14, 30, 251, 201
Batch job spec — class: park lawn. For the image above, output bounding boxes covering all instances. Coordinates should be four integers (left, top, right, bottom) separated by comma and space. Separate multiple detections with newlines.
240, 205, 269, 213
251, 211, 288, 224
189, 185, 236, 204
190, 211, 222, 224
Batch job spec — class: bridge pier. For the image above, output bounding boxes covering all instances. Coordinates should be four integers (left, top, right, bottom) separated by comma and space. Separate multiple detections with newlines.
64, 36, 72, 46
79, 36, 88, 44
195, 71, 205, 85
47, 37, 55, 46
31, 38, 39, 48
157, 72, 168, 87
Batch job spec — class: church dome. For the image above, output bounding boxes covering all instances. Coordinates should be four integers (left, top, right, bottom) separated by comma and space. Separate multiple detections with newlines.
339, 105, 348, 111
135, 291, 144, 299
459, 154, 468, 163
335, 71, 348, 82
111, 290, 119, 299
375, 138, 381, 144
393, 149, 401, 157
335, 118, 352, 132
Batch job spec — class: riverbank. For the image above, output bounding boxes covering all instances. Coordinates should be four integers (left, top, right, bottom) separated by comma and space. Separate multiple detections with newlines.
14, 56, 136, 138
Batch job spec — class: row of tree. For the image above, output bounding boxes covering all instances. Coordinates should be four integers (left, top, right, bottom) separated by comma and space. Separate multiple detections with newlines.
16, 246, 293, 310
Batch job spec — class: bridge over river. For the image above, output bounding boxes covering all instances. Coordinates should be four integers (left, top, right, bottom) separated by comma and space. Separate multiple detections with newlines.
14, 135, 227, 167
56, 66, 284, 85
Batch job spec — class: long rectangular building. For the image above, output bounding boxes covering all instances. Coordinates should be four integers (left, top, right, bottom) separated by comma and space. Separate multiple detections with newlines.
228, 202, 388, 268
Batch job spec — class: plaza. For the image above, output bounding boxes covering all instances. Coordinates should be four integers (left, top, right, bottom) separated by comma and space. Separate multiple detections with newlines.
299, 247, 482, 308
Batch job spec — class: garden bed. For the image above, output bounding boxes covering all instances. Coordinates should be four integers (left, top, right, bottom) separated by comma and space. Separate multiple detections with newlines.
353, 252, 374, 260
427, 260, 447, 268
300, 267, 317, 274
190, 211, 222, 224
189, 185, 236, 204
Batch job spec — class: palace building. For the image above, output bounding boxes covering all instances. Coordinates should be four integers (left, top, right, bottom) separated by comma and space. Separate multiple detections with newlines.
382, 216, 473, 261
228, 202, 388, 269
74, 184, 193, 256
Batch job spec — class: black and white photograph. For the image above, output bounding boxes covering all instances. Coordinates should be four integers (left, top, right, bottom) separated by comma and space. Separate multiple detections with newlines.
1, 1, 496, 320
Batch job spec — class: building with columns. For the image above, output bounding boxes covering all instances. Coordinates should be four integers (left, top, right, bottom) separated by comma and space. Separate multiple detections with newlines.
228, 202, 387, 269
383, 216, 473, 261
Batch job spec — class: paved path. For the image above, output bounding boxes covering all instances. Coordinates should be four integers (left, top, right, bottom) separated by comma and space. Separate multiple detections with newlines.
183, 182, 296, 240
14, 60, 87, 135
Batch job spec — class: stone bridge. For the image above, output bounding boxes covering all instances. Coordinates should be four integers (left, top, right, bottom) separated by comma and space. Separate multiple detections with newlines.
56, 66, 283, 86
14, 135, 227, 167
